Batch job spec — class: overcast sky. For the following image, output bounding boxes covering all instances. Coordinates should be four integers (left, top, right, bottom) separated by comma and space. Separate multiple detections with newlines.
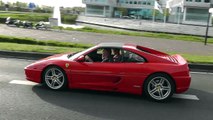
2, 0, 85, 7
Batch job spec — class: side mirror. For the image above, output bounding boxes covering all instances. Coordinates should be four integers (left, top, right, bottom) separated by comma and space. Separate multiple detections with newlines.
77, 55, 85, 62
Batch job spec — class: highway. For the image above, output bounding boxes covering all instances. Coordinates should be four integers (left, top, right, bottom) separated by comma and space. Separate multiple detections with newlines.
0, 57, 213, 120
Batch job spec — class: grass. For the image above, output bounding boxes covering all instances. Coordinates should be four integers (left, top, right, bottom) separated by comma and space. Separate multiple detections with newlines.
54, 26, 213, 44
173, 53, 213, 64
0, 31, 212, 64
0, 35, 91, 48
0, 34, 90, 54
0, 42, 212, 64
169, 52, 213, 64
0, 43, 84, 54
0, 12, 50, 23
168, 51, 213, 64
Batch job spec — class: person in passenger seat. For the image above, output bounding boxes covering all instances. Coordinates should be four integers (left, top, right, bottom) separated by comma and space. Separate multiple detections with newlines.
113, 48, 122, 62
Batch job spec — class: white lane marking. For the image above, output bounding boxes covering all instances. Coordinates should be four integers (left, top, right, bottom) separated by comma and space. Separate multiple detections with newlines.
9, 80, 38, 86
172, 94, 199, 101
190, 72, 213, 75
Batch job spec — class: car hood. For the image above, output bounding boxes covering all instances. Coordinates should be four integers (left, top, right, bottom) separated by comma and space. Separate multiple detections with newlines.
42, 51, 80, 61
25, 53, 73, 70
41, 53, 70, 61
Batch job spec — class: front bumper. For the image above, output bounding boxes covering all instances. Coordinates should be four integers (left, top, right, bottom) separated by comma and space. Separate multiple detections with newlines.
25, 68, 42, 83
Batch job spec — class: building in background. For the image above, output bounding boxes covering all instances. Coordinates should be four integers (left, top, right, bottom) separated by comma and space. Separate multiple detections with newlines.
82, 0, 212, 25
83, 0, 167, 19
82, 0, 115, 17
167, 0, 211, 25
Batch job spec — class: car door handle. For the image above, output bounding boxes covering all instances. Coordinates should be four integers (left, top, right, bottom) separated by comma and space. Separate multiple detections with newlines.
118, 72, 125, 75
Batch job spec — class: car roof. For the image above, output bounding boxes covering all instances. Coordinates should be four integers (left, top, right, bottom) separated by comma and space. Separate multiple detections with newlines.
98, 43, 136, 48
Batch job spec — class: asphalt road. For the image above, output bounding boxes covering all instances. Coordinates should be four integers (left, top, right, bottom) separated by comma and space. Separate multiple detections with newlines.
0, 57, 213, 120
0, 24, 213, 56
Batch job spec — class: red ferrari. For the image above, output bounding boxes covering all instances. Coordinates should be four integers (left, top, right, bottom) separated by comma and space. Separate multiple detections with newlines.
25, 43, 191, 101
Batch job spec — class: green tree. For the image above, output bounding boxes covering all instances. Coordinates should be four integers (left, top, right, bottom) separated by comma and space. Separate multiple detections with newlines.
116, 7, 128, 16
7, 2, 13, 7
15, 1, 27, 8
0, 0, 5, 6
165, 8, 172, 17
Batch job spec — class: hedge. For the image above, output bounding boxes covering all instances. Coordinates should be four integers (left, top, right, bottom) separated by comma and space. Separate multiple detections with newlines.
0, 35, 91, 48
0, 12, 77, 24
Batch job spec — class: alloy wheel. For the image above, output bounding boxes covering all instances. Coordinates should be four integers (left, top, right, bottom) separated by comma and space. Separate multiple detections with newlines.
147, 76, 172, 101
44, 67, 65, 90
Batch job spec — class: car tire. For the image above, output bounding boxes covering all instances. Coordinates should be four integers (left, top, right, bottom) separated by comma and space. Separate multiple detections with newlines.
42, 66, 68, 90
143, 73, 175, 101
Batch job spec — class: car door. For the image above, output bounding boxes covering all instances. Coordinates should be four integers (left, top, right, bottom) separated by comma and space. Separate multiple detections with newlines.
71, 62, 124, 90
70, 48, 123, 91
113, 49, 149, 94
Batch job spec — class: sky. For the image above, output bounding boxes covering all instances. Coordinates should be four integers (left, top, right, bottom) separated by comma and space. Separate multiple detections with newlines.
2, 0, 85, 7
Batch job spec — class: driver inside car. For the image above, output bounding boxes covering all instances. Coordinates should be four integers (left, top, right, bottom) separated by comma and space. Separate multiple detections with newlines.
102, 48, 113, 62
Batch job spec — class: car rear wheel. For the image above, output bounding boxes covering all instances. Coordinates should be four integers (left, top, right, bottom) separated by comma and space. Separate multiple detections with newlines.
144, 74, 174, 101
43, 66, 68, 90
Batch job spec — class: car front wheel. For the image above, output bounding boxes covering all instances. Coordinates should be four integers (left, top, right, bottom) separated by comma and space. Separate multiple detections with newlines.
144, 73, 175, 101
43, 66, 68, 90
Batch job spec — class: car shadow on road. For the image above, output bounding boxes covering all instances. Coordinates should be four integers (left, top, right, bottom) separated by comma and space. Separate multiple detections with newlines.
32, 85, 213, 120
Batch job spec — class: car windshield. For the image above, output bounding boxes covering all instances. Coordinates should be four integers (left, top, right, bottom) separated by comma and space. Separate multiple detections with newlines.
67, 51, 81, 58
68, 46, 97, 60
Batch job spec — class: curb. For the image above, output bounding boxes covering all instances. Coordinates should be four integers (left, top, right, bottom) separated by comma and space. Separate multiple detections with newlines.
0, 50, 53, 60
188, 64, 213, 72
0, 50, 212, 72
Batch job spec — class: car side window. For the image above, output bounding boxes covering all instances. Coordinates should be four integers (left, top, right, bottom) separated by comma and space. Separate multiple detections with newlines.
85, 48, 102, 62
84, 47, 123, 63
85, 48, 113, 63
122, 50, 146, 63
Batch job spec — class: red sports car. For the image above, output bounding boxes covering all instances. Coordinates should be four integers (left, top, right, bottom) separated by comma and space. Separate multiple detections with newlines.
25, 43, 191, 101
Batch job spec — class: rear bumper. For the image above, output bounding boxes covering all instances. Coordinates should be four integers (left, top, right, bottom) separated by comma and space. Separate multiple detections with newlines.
175, 76, 191, 93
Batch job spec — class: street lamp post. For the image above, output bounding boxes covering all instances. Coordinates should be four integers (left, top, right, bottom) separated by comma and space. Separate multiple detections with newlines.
205, 12, 211, 45
205, 1, 213, 45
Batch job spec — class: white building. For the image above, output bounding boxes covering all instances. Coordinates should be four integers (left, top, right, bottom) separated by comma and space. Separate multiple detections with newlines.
82, 0, 212, 25
83, 0, 167, 19
167, 0, 212, 25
